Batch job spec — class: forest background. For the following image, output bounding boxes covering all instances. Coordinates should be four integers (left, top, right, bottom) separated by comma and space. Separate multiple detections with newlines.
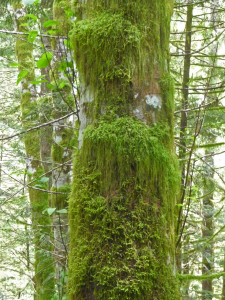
0, 0, 224, 299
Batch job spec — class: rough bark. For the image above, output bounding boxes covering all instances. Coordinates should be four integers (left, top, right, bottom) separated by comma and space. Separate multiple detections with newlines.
68, 1, 180, 299
13, 2, 55, 299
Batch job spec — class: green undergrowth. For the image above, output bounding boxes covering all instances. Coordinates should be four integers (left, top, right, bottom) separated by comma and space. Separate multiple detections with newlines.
68, 117, 180, 299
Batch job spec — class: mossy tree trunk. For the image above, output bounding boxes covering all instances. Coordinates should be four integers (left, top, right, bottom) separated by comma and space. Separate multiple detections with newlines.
39, 0, 54, 184
68, 1, 180, 299
50, 0, 75, 297
13, 2, 55, 299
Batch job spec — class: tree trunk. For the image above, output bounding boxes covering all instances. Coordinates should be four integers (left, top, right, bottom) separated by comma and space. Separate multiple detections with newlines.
177, 2, 193, 297
68, 1, 180, 299
50, 0, 75, 297
13, 2, 55, 299
39, 0, 54, 185
201, 1, 219, 298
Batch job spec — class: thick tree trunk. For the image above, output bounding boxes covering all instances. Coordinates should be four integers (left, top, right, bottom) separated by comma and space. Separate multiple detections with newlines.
13, 2, 55, 299
68, 1, 180, 299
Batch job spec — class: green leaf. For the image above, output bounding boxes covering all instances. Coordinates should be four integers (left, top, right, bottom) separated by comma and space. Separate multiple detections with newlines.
28, 30, 38, 43
43, 20, 59, 28
40, 177, 49, 184
56, 209, 67, 214
10, 62, 21, 67
30, 80, 48, 85
59, 81, 67, 89
65, 8, 74, 18
37, 52, 53, 69
20, 23, 29, 27
46, 29, 58, 35
17, 70, 28, 85
42, 207, 56, 216
26, 14, 38, 21
46, 83, 57, 90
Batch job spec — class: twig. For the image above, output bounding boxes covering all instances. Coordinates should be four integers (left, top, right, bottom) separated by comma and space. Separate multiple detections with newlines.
0, 111, 78, 141
0, 29, 65, 39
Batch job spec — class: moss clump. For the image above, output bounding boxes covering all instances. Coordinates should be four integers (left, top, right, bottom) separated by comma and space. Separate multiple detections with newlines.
71, 12, 141, 87
71, 0, 173, 87
68, 117, 180, 300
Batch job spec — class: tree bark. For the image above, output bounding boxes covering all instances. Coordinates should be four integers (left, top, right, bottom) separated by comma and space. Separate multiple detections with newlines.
68, 1, 180, 299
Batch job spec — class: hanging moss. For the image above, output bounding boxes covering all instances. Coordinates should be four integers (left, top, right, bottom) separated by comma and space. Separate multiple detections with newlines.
68, 117, 180, 299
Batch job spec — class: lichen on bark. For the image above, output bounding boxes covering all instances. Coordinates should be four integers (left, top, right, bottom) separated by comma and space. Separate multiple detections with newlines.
68, 0, 180, 299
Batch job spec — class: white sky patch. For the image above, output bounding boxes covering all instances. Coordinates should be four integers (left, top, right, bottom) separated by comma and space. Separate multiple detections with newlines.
22, 0, 36, 5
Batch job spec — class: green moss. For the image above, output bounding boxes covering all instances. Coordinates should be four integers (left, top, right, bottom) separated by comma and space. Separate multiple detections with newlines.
69, 1, 179, 299
159, 73, 175, 141
71, 0, 174, 123
71, 12, 141, 87
68, 117, 180, 299
71, 0, 172, 83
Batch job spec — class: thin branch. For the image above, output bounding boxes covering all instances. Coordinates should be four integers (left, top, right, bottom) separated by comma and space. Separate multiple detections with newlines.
0, 29, 65, 39
0, 111, 78, 141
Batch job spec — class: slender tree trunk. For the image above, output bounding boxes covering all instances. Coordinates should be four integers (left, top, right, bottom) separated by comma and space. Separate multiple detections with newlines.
39, 0, 54, 185
68, 1, 180, 299
13, 2, 55, 299
201, 154, 214, 300
50, 0, 74, 297
201, 1, 219, 298
222, 254, 225, 300
177, 2, 193, 297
